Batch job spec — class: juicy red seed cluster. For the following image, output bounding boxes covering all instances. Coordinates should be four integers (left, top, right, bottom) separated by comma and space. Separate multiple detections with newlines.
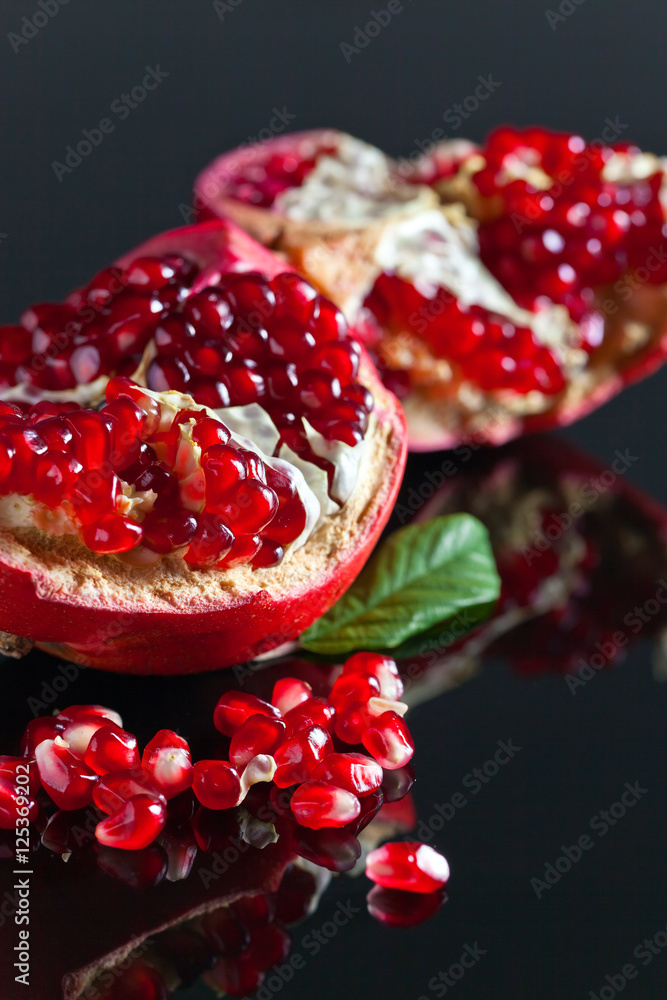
4, 653, 414, 859
0, 377, 306, 568
471, 126, 667, 321
225, 142, 338, 208
0, 254, 197, 393
365, 273, 566, 396
0, 256, 372, 459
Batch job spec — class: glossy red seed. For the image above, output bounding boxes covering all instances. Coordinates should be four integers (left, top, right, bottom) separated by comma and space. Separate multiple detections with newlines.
34, 737, 98, 810
362, 711, 414, 770
96, 793, 167, 851
291, 780, 361, 830
329, 672, 381, 710
311, 752, 383, 797
57, 704, 124, 728
217, 480, 279, 534
214, 692, 282, 736
93, 768, 165, 815
283, 697, 336, 736
83, 513, 143, 554
193, 760, 242, 810
334, 701, 371, 745
229, 715, 286, 769
144, 745, 193, 800
0, 755, 40, 798
20, 717, 62, 758
273, 725, 332, 788
343, 652, 404, 700
366, 842, 450, 893
84, 724, 140, 775
61, 714, 114, 758
271, 677, 313, 715
184, 513, 234, 567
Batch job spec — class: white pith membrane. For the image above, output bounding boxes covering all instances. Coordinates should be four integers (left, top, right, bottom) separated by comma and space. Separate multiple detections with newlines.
0, 380, 371, 569
274, 133, 434, 224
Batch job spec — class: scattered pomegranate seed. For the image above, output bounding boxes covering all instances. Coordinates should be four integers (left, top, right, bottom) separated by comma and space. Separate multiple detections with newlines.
84, 724, 140, 775
343, 652, 404, 700
291, 780, 361, 830
362, 711, 415, 769
214, 691, 281, 736
143, 743, 193, 800
311, 752, 383, 797
93, 768, 165, 815
283, 696, 336, 736
329, 672, 381, 710
193, 760, 242, 810
229, 715, 286, 769
273, 725, 333, 788
96, 793, 167, 851
34, 736, 98, 810
366, 842, 450, 893
271, 676, 313, 715
57, 704, 124, 728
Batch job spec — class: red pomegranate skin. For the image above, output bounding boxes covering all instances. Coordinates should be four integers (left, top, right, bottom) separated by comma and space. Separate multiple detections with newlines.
0, 220, 407, 673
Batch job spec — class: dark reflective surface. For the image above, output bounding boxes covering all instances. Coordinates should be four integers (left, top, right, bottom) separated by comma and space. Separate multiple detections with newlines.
2, 1, 667, 996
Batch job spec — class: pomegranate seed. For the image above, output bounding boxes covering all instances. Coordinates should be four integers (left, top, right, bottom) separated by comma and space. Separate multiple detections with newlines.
193, 760, 242, 810
21, 716, 62, 756
205, 953, 264, 997
57, 703, 124, 728
273, 725, 332, 788
98, 960, 168, 1000
201, 907, 250, 957
366, 885, 447, 928
365, 842, 450, 893
83, 513, 143, 554
0, 777, 39, 830
271, 677, 313, 715
311, 752, 383, 797
141, 728, 190, 767
343, 652, 404, 700
96, 793, 167, 851
291, 780, 361, 829
144, 744, 193, 800
283, 697, 336, 736
247, 924, 291, 971
230, 892, 276, 927
275, 864, 319, 925
84, 724, 140, 774
362, 711, 414, 769
329, 672, 381, 710
94, 768, 165, 815
229, 715, 286, 769
0, 755, 40, 798
381, 764, 416, 802
214, 692, 281, 736
334, 701, 371, 745
61, 714, 114, 758
34, 736, 98, 810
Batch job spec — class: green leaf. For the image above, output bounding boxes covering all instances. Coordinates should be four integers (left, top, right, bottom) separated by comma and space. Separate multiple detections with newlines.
300, 513, 500, 656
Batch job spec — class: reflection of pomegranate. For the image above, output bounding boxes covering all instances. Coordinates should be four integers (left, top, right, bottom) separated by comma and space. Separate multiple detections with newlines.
0, 220, 406, 672
401, 436, 667, 679
196, 128, 667, 450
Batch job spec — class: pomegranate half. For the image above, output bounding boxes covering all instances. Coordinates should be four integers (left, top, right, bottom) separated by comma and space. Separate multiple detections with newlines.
195, 127, 667, 450
0, 220, 406, 672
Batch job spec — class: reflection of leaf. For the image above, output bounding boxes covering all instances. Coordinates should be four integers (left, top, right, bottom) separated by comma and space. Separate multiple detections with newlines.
301, 514, 500, 656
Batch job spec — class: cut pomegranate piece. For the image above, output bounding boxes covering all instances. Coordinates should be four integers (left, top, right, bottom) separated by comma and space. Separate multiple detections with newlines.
362, 711, 415, 769
0, 221, 406, 673
365, 841, 450, 893
291, 780, 361, 829
192, 760, 242, 810
272, 725, 332, 788
96, 793, 167, 851
200, 128, 667, 452
311, 752, 383, 797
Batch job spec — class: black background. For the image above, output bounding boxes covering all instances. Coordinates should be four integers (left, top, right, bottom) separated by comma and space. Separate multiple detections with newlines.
1, 2, 667, 998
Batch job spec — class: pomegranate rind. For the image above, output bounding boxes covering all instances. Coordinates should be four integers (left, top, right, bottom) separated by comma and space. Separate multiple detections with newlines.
0, 220, 407, 673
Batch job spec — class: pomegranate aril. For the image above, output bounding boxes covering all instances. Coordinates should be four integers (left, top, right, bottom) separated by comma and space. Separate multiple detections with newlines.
193, 760, 242, 810
144, 745, 193, 800
334, 701, 371, 745
381, 763, 416, 803
61, 714, 113, 758
343, 651, 404, 700
273, 725, 333, 788
204, 444, 247, 500
218, 480, 279, 534
96, 793, 167, 851
329, 672, 381, 710
214, 692, 282, 736
142, 509, 197, 554
34, 737, 98, 810
247, 924, 291, 972
57, 703, 124, 728
291, 780, 360, 830
84, 724, 140, 774
0, 776, 39, 829
311, 752, 383, 797
283, 697, 336, 736
94, 768, 165, 815
205, 952, 264, 998
83, 513, 143, 554
192, 415, 231, 450
229, 715, 286, 769
366, 841, 450, 893
0, 755, 41, 798
362, 711, 414, 769
275, 864, 319, 925
126, 255, 180, 290
201, 907, 250, 958
271, 677, 313, 715
184, 513, 234, 567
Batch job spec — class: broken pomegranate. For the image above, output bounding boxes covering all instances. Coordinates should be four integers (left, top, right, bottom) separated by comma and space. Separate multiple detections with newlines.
197, 128, 667, 450
0, 219, 406, 671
